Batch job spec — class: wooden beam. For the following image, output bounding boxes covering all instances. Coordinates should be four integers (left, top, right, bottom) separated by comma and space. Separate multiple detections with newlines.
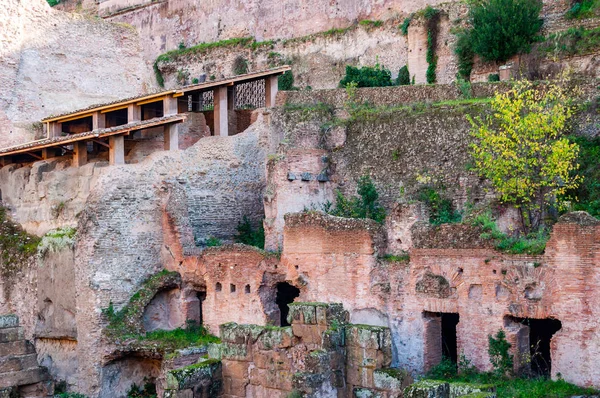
25, 152, 43, 160
100, 105, 128, 114
136, 96, 165, 106
91, 139, 110, 148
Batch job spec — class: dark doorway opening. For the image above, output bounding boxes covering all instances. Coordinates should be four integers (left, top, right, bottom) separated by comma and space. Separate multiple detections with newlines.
508, 317, 562, 376
196, 291, 206, 325
275, 282, 300, 326
441, 313, 460, 364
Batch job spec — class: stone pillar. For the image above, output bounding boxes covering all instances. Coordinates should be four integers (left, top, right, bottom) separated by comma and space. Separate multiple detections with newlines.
92, 111, 106, 130
128, 104, 141, 123
109, 136, 125, 165
73, 141, 87, 167
49, 122, 62, 138
214, 86, 229, 137
163, 96, 179, 116
164, 124, 179, 151
265, 75, 279, 107
41, 148, 56, 160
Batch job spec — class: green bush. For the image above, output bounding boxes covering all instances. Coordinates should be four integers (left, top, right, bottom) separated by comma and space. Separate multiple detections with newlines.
418, 187, 462, 225
424, 7, 440, 84
427, 357, 458, 379
488, 73, 500, 82
235, 216, 265, 249
278, 70, 295, 91
468, 0, 543, 63
400, 16, 412, 35
539, 26, 600, 57
46, 0, 60, 6
206, 237, 222, 247
488, 330, 514, 377
565, 134, 600, 218
566, 0, 600, 19
233, 56, 249, 75
454, 29, 475, 80
327, 175, 386, 223
339, 64, 393, 88
359, 20, 383, 28
397, 65, 411, 85
127, 379, 157, 398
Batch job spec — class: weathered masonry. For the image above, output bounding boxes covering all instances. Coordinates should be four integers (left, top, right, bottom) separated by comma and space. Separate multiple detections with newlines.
0, 66, 289, 167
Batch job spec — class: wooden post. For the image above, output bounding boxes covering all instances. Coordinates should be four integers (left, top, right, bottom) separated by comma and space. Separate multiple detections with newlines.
42, 148, 56, 159
0, 157, 13, 167
93, 111, 106, 130
163, 96, 179, 116
214, 86, 229, 137
164, 124, 179, 151
49, 122, 62, 138
265, 75, 279, 107
128, 104, 141, 123
73, 141, 87, 167
109, 136, 125, 165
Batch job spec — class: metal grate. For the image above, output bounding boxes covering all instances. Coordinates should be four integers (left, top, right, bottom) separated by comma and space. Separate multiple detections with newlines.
188, 91, 214, 112
234, 80, 265, 110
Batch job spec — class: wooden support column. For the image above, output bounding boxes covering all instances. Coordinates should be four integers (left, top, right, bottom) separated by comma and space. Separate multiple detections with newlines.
0, 157, 13, 167
49, 122, 62, 138
42, 148, 56, 160
128, 104, 141, 123
109, 136, 125, 165
73, 142, 87, 167
163, 96, 179, 116
93, 111, 106, 130
214, 86, 229, 137
265, 75, 279, 107
164, 124, 179, 151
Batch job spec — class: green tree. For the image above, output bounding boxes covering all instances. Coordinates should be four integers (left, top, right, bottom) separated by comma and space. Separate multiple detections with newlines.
468, 0, 543, 63
397, 65, 411, 85
488, 330, 514, 377
469, 80, 581, 233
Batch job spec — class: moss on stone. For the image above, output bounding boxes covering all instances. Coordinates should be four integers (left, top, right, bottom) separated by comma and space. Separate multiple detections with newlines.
166, 358, 221, 389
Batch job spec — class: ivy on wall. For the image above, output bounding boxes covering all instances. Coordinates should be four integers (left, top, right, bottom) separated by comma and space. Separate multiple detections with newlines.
423, 6, 440, 84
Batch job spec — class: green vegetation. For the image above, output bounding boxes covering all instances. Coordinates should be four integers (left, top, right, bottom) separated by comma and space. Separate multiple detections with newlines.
235, 216, 265, 249
469, 80, 580, 234
488, 74, 500, 82
326, 175, 386, 223
400, 15, 412, 36
539, 26, 600, 57
359, 19, 383, 28
566, 0, 600, 19
339, 64, 393, 88
382, 253, 410, 263
46, 0, 60, 6
127, 378, 157, 398
132, 322, 220, 352
418, 187, 462, 225
205, 236, 222, 247
278, 70, 296, 91
423, 6, 440, 84
37, 227, 77, 258
397, 65, 410, 85
233, 56, 249, 75
454, 29, 475, 80
567, 134, 600, 217
488, 330, 513, 377
456, 78, 472, 99
55, 394, 88, 398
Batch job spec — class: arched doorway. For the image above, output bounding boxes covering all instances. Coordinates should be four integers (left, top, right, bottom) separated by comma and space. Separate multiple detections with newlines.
275, 282, 300, 326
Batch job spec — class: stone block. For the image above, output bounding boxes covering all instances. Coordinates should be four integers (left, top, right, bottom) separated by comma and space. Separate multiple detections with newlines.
448, 382, 496, 398
346, 365, 374, 388
292, 372, 327, 393
253, 350, 291, 371
220, 323, 265, 345
257, 327, 293, 350
354, 388, 384, 398
16, 380, 54, 397
0, 327, 24, 343
346, 325, 390, 350
221, 343, 252, 362
373, 368, 413, 393
165, 360, 221, 390
221, 360, 248, 379
222, 376, 248, 397
0, 341, 35, 357
0, 353, 39, 373
347, 346, 380, 368
249, 367, 292, 390
0, 368, 48, 389
0, 315, 18, 329
305, 350, 329, 374
404, 380, 450, 398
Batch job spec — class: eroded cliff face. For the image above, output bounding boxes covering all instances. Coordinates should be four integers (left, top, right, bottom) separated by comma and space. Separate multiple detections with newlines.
0, 0, 153, 147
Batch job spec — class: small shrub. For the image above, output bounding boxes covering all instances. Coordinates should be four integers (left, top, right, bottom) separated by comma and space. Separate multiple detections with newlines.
400, 16, 412, 35
427, 357, 457, 379
454, 29, 474, 80
339, 64, 393, 88
278, 70, 295, 91
46, 0, 60, 6
235, 216, 265, 249
566, 0, 600, 19
456, 78, 472, 99
232, 56, 249, 75
178, 41, 186, 50
359, 19, 383, 28
176, 69, 189, 85
418, 187, 462, 225
127, 378, 157, 398
488, 330, 514, 377
192, 77, 199, 84
567, 134, 600, 218
327, 175, 386, 223
397, 65, 411, 85
206, 236, 222, 247
488, 73, 500, 82
383, 252, 410, 262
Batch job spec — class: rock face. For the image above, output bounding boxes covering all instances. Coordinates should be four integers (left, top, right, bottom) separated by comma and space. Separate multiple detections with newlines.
0, 0, 152, 147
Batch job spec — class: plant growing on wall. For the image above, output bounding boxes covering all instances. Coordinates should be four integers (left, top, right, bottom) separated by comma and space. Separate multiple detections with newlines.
278, 70, 296, 91
469, 80, 581, 233
327, 175, 386, 223
233, 56, 249, 75
423, 6, 440, 84
235, 216, 265, 249
468, 0, 543, 63
488, 330, 514, 377
454, 29, 474, 80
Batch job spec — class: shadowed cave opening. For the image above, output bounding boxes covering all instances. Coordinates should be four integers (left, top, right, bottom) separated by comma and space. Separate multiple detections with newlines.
423, 311, 459, 370
441, 313, 459, 364
196, 291, 206, 325
506, 316, 562, 377
275, 282, 300, 327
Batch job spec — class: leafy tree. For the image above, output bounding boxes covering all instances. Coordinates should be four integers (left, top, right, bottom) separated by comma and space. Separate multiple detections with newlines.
328, 175, 386, 223
454, 29, 474, 80
397, 65, 411, 85
468, 0, 544, 63
468, 80, 581, 233
339, 64, 393, 88
488, 330, 514, 377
